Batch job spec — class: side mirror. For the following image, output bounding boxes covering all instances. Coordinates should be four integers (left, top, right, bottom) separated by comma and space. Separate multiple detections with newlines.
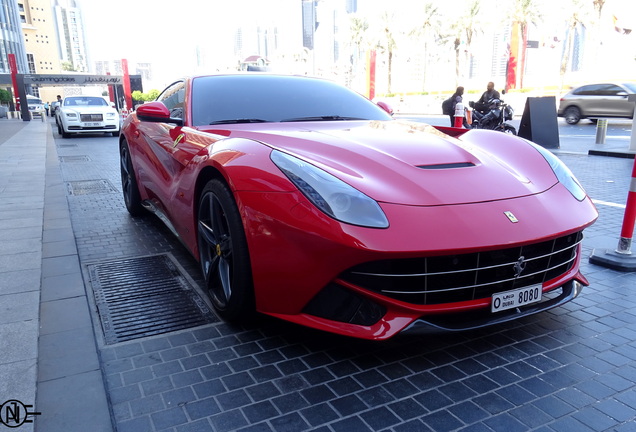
376, 101, 394, 116
136, 101, 183, 125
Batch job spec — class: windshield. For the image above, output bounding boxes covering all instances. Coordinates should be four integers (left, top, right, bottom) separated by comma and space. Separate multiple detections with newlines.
27, 98, 43, 105
623, 83, 636, 93
191, 75, 392, 126
64, 97, 108, 107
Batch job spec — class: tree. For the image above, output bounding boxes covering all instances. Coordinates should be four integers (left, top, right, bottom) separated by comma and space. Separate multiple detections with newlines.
409, 2, 441, 91
132, 89, 161, 103
447, 0, 483, 87
376, 10, 398, 94
349, 14, 370, 77
61, 61, 75, 71
507, 0, 544, 89
146, 89, 160, 101
0, 89, 11, 104
558, 0, 594, 92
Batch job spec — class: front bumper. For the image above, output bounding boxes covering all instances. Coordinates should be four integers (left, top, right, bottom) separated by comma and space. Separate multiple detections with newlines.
402, 279, 583, 334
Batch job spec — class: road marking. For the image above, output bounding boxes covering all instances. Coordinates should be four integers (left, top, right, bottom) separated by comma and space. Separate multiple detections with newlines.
592, 199, 626, 209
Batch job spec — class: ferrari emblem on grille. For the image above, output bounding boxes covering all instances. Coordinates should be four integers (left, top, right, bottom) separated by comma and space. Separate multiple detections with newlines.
513, 256, 527, 278
504, 211, 519, 223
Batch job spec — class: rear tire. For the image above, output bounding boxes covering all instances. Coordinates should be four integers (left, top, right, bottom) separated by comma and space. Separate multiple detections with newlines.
564, 107, 581, 125
120, 140, 145, 216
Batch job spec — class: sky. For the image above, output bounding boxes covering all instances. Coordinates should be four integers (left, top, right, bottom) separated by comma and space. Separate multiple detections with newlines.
76, 0, 636, 90
78, 0, 298, 87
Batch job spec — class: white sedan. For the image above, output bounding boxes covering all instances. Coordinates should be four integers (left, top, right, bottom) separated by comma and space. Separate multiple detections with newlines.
56, 96, 120, 138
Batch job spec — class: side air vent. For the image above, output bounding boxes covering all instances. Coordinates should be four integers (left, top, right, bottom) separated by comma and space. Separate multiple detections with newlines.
417, 162, 475, 170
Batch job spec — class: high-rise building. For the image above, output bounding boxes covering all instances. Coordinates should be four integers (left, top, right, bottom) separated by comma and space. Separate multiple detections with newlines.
16, 0, 61, 98
301, 0, 317, 51
53, 0, 88, 73
0, 0, 29, 74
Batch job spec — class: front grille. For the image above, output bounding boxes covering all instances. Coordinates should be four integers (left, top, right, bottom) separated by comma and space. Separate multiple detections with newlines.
80, 113, 103, 122
340, 231, 583, 305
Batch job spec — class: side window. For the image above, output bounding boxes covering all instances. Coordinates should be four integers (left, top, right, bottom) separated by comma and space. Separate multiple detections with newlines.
157, 81, 186, 120
598, 85, 623, 96
574, 85, 602, 95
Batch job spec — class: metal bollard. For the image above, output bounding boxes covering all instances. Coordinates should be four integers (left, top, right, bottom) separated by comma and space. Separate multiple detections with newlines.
616, 158, 636, 255
453, 102, 464, 128
595, 118, 608, 144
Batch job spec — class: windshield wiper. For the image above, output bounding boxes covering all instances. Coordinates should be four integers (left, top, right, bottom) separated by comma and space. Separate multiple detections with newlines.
280, 115, 367, 122
209, 118, 269, 125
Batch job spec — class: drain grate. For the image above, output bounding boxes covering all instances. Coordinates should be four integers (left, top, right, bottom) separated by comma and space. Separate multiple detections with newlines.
67, 179, 117, 196
56, 143, 78, 148
88, 254, 217, 344
59, 155, 91, 162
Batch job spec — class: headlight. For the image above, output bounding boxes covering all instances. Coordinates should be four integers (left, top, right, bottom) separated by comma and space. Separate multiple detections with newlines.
65, 111, 77, 118
271, 150, 389, 228
530, 142, 586, 201
106, 112, 116, 118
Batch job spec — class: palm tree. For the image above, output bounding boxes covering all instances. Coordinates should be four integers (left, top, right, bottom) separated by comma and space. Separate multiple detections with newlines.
376, 10, 398, 94
558, 0, 594, 92
592, 0, 606, 19
409, 2, 441, 91
507, 0, 544, 89
349, 14, 370, 85
449, 0, 482, 87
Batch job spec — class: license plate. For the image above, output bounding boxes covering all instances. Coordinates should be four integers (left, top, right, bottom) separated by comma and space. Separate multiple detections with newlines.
83, 122, 101, 127
491, 284, 542, 313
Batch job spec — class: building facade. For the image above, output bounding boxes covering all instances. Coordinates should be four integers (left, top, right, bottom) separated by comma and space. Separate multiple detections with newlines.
53, 0, 88, 73
0, 0, 29, 74
17, 0, 61, 99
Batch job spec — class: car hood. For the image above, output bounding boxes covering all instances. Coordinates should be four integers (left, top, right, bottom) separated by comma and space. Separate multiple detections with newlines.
205, 120, 558, 206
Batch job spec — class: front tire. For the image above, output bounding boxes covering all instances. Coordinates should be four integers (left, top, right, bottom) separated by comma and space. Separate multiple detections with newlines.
500, 124, 517, 135
120, 140, 144, 216
197, 179, 254, 321
564, 107, 581, 125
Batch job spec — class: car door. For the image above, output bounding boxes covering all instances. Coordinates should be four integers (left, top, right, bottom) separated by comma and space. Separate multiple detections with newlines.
603, 85, 634, 117
589, 84, 631, 117
132, 81, 187, 210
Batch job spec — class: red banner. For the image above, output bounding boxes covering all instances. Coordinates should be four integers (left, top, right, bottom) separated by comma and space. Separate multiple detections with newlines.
121, 59, 133, 111
367, 50, 376, 101
8, 54, 20, 110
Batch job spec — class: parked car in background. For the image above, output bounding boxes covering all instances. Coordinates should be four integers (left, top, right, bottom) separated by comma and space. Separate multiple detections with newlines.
119, 73, 598, 340
558, 82, 636, 124
56, 96, 120, 138
27, 95, 46, 118
49, 101, 60, 116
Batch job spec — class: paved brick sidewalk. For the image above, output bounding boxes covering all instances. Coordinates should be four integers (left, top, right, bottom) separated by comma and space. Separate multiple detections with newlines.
3, 117, 636, 432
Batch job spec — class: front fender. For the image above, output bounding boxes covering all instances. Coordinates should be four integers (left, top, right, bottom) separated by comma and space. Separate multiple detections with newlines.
204, 137, 295, 193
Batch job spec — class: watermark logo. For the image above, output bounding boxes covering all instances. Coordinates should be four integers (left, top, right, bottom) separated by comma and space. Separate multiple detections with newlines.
0, 400, 41, 428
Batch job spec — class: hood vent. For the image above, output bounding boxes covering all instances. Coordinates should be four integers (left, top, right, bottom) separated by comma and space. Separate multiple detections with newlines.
417, 162, 475, 170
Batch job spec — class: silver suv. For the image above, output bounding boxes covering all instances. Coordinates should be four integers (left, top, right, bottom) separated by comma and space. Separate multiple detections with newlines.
558, 83, 636, 125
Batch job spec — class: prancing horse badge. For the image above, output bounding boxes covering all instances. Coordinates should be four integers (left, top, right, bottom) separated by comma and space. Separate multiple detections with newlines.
504, 211, 519, 223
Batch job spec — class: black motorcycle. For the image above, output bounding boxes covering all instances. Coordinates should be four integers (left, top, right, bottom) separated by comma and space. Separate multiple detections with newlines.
469, 99, 516, 135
